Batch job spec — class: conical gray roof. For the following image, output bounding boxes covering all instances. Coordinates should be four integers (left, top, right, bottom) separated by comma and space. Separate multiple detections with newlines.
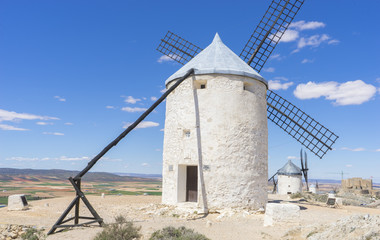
165, 33, 266, 86
277, 160, 302, 176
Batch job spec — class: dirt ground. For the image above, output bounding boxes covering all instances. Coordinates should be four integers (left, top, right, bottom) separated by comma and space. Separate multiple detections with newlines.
1, 194, 380, 240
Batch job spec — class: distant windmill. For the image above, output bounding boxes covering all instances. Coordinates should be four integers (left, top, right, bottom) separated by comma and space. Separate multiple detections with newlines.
300, 149, 309, 191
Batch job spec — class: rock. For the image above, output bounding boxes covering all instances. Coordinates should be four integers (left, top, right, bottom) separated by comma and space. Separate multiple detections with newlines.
206, 220, 212, 227
257, 207, 265, 214
7, 195, 28, 211
8, 232, 16, 239
263, 203, 300, 227
242, 210, 250, 217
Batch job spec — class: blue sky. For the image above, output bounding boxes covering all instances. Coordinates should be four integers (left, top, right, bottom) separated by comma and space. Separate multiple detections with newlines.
0, 0, 379, 181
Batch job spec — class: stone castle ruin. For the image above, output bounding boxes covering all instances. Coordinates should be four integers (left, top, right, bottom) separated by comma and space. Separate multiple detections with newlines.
341, 177, 373, 195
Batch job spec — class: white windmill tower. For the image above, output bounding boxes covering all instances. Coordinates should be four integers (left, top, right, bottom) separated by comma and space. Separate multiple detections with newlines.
162, 34, 268, 211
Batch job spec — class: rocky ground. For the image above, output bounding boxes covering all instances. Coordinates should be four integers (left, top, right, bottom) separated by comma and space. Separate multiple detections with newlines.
0, 194, 380, 240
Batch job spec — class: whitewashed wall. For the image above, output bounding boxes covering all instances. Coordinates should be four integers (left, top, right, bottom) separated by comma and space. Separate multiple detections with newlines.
162, 73, 268, 211
277, 175, 303, 195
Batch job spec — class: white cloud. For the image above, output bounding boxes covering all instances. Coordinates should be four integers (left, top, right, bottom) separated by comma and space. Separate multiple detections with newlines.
123, 121, 159, 129
274, 20, 338, 53
6, 157, 39, 161
121, 107, 147, 113
157, 54, 182, 63
6, 156, 90, 162
54, 96, 66, 102
160, 128, 164, 132
64, 122, 74, 126
160, 88, 167, 94
301, 59, 314, 64
36, 122, 53, 125
293, 80, 377, 106
268, 80, 294, 90
157, 55, 174, 63
275, 21, 326, 44
151, 96, 158, 101
142, 163, 150, 167
287, 156, 298, 160
58, 156, 90, 161
43, 132, 64, 136
289, 20, 326, 31
106, 106, 116, 109
328, 39, 340, 45
0, 109, 59, 122
297, 34, 330, 50
270, 54, 284, 61
280, 29, 299, 42
341, 147, 366, 152
375, 149, 380, 152
346, 164, 353, 168
263, 67, 275, 73
0, 124, 28, 131
124, 96, 141, 104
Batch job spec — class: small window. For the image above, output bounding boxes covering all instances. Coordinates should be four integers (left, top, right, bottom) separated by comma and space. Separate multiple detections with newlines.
243, 82, 254, 93
194, 80, 207, 89
184, 130, 190, 138
169, 165, 173, 171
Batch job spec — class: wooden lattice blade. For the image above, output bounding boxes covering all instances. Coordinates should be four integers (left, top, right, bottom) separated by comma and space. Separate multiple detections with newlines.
267, 90, 339, 159
157, 31, 203, 65
240, 0, 305, 73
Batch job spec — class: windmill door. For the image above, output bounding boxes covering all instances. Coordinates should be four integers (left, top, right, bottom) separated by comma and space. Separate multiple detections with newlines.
186, 166, 198, 202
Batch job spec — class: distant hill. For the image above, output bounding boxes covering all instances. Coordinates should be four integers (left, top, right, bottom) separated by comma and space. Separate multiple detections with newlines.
307, 179, 342, 184
0, 168, 159, 182
113, 172, 162, 178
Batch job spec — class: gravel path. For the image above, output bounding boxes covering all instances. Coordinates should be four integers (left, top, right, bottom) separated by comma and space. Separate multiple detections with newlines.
1, 194, 380, 240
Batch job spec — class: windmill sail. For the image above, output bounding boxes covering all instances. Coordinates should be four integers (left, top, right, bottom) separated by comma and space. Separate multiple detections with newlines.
240, 0, 305, 72
157, 31, 203, 65
268, 91, 338, 158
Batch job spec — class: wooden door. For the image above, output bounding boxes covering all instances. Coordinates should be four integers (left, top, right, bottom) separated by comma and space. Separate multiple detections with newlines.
186, 166, 198, 202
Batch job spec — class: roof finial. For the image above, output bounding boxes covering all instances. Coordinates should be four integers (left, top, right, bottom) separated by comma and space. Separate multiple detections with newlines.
212, 33, 222, 43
